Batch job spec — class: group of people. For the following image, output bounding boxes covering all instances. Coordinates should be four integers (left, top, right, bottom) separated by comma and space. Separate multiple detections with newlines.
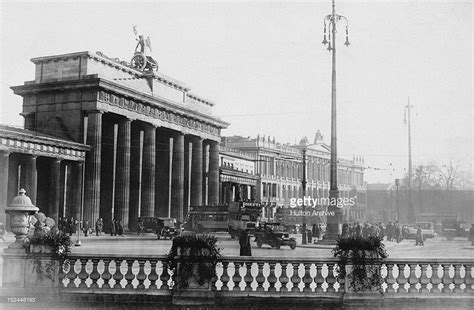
58, 217, 77, 236
109, 219, 124, 237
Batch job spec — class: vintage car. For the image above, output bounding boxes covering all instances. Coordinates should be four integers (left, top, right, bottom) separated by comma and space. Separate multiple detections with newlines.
403, 222, 435, 239
156, 218, 180, 240
441, 219, 469, 240
254, 222, 297, 250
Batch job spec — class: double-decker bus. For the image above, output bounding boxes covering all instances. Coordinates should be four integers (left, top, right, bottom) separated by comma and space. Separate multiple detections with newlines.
228, 201, 261, 238
185, 205, 229, 233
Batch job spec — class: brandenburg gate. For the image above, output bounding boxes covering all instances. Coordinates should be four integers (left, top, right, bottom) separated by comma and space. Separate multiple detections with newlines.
11, 50, 228, 230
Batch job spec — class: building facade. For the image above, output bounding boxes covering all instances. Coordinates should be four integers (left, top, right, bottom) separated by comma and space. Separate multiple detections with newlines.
222, 131, 367, 223
0, 125, 89, 228
11, 51, 228, 230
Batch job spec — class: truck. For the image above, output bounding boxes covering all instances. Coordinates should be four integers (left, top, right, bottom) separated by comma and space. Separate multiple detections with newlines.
228, 201, 261, 238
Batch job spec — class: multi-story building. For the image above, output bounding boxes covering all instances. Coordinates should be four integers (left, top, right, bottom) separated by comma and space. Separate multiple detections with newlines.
221, 130, 367, 224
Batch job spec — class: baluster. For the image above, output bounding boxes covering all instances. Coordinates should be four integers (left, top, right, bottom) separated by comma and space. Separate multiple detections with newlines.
232, 262, 242, 291
465, 264, 473, 294
430, 263, 442, 294
268, 262, 277, 292
220, 261, 230, 291
160, 260, 170, 290
441, 264, 452, 293
113, 259, 124, 289
385, 264, 396, 293
453, 264, 463, 293
77, 258, 89, 288
326, 263, 336, 293
255, 262, 265, 292
136, 259, 146, 290
279, 262, 289, 293
302, 263, 312, 293
290, 263, 301, 292
396, 263, 408, 293
419, 263, 429, 294
314, 263, 324, 293
124, 259, 135, 290
244, 262, 254, 292
102, 258, 112, 289
336, 263, 345, 293
66, 258, 78, 288
148, 259, 158, 290
89, 259, 100, 289
408, 263, 418, 293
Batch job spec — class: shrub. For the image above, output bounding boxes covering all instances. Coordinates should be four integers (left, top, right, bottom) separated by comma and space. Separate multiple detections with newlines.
332, 236, 387, 292
167, 233, 222, 290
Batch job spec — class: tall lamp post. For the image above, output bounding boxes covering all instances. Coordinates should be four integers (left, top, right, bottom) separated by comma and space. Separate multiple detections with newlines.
301, 144, 308, 244
395, 178, 400, 222
321, 0, 350, 242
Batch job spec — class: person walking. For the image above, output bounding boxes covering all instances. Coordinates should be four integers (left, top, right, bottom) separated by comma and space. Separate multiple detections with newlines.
83, 220, 89, 237
68, 217, 75, 236
313, 224, 321, 243
239, 230, 252, 256
342, 221, 349, 238
415, 226, 424, 246
110, 219, 116, 236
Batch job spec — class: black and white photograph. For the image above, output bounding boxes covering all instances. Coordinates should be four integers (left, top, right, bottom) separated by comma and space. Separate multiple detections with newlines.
0, 0, 472, 309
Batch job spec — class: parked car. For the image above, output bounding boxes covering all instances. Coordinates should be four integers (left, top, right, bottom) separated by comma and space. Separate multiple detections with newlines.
156, 218, 179, 240
403, 222, 435, 239
254, 222, 296, 250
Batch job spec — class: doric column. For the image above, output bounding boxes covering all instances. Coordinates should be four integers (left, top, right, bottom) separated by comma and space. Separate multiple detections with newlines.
171, 132, 184, 221
202, 143, 209, 204
49, 158, 62, 223
141, 124, 156, 217
24, 155, 37, 205
84, 110, 102, 225
0, 151, 9, 225
191, 137, 203, 206
226, 183, 234, 203
72, 162, 83, 221
208, 141, 219, 205
128, 125, 142, 230
114, 118, 131, 228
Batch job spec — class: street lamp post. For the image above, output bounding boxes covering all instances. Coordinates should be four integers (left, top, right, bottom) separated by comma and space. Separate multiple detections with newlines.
321, 0, 350, 243
301, 147, 307, 244
395, 178, 400, 222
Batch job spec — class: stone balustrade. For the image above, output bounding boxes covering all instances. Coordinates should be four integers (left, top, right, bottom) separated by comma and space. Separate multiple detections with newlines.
57, 254, 473, 297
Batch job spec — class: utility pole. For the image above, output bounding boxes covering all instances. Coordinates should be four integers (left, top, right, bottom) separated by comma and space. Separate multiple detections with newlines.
395, 178, 400, 223
405, 98, 414, 223
321, 0, 350, 243
301, 147, 307, 244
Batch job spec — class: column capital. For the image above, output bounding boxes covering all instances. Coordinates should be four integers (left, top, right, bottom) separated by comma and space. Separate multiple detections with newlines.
86, 109, 104, 115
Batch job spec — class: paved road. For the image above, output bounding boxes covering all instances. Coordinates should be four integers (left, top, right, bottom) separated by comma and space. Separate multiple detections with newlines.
65, 232, 474, 259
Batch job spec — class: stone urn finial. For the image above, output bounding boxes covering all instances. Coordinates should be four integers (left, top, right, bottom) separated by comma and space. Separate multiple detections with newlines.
5, 189, 39, 249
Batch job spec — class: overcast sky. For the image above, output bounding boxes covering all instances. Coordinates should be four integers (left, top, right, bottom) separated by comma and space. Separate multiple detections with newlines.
0, 0, 472, 184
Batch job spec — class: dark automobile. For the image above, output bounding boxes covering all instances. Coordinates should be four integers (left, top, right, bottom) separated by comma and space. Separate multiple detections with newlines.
156, 218, 179, 240
254, 222, 296, 250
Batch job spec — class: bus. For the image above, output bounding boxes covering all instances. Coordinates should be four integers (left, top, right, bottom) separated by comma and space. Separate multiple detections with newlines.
185, 205, 229, 233
228, 201, 261, 238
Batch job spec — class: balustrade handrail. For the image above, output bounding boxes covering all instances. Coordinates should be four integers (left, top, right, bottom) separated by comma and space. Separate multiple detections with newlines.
61, 254, 474, 265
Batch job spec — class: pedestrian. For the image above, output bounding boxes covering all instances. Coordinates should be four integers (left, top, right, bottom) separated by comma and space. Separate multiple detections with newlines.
355, 222, 362, 238
362, 224, 369, 238
83, 220, 89, 237
415, 226, 424, 246
138, 220, 145, 236
95, 218, 102, 236
0, 221, 5, 242
469, 224, 474, 246
239, 230, 252, 256
314, 224, 321, 243
68, 217, 75, 236
110, 219, 116, 236
342, 221, 349, 237
395, 222, 402, 243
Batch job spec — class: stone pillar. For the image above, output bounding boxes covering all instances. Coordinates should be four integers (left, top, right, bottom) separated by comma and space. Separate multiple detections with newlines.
191, 137, 203, 206
171, 132, 184, 221
0, 151, 9, 225
114, 118, 131, 228
72, 162, 83, 221
49, 158, 62, 223
84, 110, 102, 225
202, 143, 209, 204
208, 141, 219, 205
129, 125, 142, 230
141, 124, 156, 217
24, 155, 37, 206
155, 132, 171, 218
